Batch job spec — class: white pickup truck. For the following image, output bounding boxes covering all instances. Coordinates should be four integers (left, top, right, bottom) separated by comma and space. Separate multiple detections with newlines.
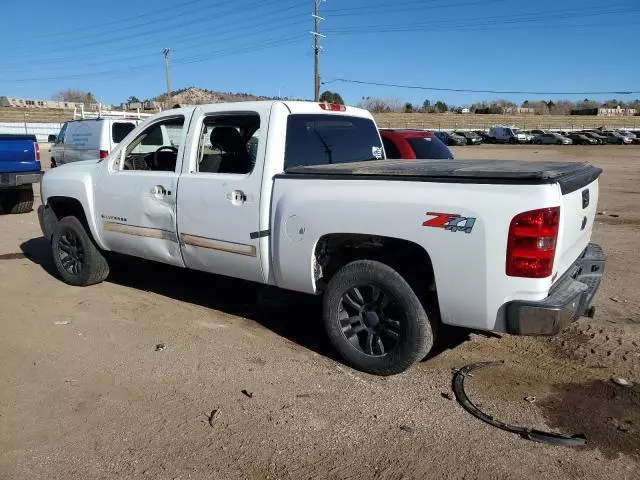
38, 101, 605, 375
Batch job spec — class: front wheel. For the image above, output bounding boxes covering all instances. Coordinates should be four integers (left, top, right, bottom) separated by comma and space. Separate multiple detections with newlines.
323, 260, 436, 375
51, 216, 110, 286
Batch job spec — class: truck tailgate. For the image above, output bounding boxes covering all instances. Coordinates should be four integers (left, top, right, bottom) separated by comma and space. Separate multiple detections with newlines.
0, 135, 39, 173
555, 178, 599, 279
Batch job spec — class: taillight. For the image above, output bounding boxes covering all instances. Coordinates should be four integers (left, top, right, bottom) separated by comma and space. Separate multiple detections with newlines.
99, 150, 109, 160
34, 142, 40, 161
506, 207, 560, 278
319, 103, 346, 112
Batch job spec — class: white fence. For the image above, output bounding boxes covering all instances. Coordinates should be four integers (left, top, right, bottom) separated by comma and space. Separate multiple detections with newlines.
0, 122, 62, 142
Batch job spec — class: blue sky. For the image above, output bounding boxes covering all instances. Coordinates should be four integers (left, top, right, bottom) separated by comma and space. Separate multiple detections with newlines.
1, 0, 638, 107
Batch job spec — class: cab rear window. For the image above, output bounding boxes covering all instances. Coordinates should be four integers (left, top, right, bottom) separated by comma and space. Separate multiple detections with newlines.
284, 114, 382, 169
112, 122, 136, 143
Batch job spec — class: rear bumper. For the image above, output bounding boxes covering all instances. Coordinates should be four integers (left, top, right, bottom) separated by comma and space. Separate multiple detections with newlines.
505, 243, 605, 335
0, 171, 42, 188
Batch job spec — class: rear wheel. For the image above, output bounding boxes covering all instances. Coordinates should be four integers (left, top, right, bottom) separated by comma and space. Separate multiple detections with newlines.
0, 187, 34, 214
323, 260, 435, 375
51, 216, 110, 286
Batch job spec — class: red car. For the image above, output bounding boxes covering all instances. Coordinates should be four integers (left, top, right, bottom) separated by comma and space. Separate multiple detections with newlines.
379, 129, 454, 160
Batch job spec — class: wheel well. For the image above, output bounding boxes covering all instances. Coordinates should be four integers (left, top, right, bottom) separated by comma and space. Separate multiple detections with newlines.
47, 196, 88, 226
314, 233, 436, 295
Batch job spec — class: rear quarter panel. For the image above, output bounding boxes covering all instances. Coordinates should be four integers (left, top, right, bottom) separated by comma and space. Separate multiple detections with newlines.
271, 177, 563, 332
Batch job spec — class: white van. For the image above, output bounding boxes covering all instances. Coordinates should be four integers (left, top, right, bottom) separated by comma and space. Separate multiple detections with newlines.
50, 111, 151, 168
488, 125, 527, 144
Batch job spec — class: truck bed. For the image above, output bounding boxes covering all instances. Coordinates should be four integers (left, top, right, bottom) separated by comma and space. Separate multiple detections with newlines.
282, 159, 602, 194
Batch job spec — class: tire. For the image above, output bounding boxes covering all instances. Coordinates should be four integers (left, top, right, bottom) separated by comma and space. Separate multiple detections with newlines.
556, 140, 562, 145
51, 216, 109, 286
51, 157, 57, 168
509, 137, 516, 144
0, 187, 34, 214
323, 260, 435, 375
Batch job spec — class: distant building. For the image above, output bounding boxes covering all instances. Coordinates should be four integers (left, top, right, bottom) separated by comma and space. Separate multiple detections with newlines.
0, 96, 84, 110
571, 108, 599, 116
504, 107, 535, 114
461, 107, 471, 114
572, 106, 637, 116
143, 101, 163, 110
597, 106, 637, 116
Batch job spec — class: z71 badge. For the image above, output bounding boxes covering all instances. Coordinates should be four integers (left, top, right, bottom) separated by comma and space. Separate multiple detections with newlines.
423, 212, 476, 234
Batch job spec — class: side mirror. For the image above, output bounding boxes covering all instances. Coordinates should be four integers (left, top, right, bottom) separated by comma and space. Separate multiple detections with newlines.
48, 134, 57, 143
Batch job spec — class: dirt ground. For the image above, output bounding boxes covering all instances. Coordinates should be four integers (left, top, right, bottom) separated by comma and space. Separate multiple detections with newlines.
0, 145, 638, 479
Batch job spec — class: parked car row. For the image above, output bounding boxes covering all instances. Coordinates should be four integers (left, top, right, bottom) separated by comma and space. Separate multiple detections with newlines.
405, 126, 640, 147
525, 128, 639, 145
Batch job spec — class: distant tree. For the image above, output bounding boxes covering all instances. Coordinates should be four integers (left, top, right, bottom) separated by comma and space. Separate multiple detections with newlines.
494, 99, 516, 109
527, 101, 550, 115
422, 99, 431, 109
126, 96, 141, 103
521, 100, 530, 107
575, 98, 599, 109
434, 100, 448, 113
549, 100, 573, 115
602, 98, 625, 108
319, 90, 345, 105
404, 102, 414, 113
359, 97, 402, 113
53, 89, 97, 104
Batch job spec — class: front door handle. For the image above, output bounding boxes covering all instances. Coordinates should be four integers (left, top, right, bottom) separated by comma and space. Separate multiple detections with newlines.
227, 190, 246, 205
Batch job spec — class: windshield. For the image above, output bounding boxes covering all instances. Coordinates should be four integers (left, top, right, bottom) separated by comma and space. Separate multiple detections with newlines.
284, 115, 383, 169
407, 136, 454, 159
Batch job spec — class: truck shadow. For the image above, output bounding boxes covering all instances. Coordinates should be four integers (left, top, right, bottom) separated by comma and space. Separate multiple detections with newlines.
21, 236, 473, 365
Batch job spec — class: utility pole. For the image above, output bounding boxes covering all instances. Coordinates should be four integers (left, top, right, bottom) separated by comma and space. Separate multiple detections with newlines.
312, 0, 325, 102
163, 48, 171, 107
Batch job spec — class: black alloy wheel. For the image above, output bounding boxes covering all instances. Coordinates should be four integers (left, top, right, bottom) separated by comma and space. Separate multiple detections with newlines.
57, 229, 85, 275
339, 284, 402, 356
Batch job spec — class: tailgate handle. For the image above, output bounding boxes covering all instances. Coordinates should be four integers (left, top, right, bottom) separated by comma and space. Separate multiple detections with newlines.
582, 189, 589, 209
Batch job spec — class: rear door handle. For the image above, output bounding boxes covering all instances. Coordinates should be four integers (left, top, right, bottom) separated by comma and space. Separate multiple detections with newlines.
151, 185, 170, 198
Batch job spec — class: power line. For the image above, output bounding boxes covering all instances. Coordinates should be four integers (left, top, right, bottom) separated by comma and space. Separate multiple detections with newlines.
324, 0, 506, 15
322, 79, 640, 96
327, 19, 640, 37
22, 0, 212, 41
324, 5, 640, 32
3, 0, 304, 57
0, 35, 307, 83
2, 15, 309, 72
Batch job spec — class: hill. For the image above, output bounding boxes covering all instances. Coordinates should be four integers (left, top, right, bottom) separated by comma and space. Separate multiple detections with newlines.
152, 87, 284, 105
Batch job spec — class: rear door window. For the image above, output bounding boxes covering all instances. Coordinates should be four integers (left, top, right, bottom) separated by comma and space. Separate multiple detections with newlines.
112, 122, 136, 143
407, 137, 453, 159
284, 115, 382, 169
